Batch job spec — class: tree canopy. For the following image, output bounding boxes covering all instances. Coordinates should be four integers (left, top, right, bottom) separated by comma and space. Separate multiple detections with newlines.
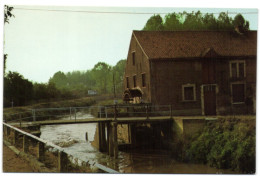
4, 6, 15, 75
4, 72, 33, 107
4, 59, 126, 107
48, 60, 126, 96
143, 11, 250, 33
4, 5, 15, 24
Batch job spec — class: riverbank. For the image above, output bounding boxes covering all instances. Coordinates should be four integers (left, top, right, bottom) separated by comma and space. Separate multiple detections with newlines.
3, 95, 119, 122
3, 145, 35, 172
182, 116, 255, 174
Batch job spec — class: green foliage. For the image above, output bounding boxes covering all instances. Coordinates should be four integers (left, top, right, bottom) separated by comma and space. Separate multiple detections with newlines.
4, 54, 7, 75
4, 59, 126, 108
49, 71, 68, 88
48, 59, 126, 97
164, 13, 183, 31
3, 72, 73, 107
113, 60, 126, 94
92, 62, 112, 94
143, 11, 250, 33
184, 118, 255, 173
4, 6, 15, 75
4, 5, 15, 24
233, 14, 250, 33
4, 71, 33, 107
143, 14, 164, 31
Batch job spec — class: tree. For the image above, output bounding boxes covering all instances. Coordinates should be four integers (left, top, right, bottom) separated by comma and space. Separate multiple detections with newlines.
46, 60, 125, 97
4, 71, 33, 107
4, 5, 15, 24
143, 14, 164, 31
142, 11, 250, 32
33, 83, 49, 100
4, 6, 15, 75
49, 71, 68, 88
92, 62, 112, 94
112, 59, 126, 94
217, 12, 233, 31
47, 82, 61, 99
233, 14, 250, 33
202, 13, 218, 30
164, 13, 183, 31
4, 54, 7, 75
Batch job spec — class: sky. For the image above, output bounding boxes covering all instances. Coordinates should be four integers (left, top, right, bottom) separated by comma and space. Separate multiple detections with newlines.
2, 2, 259, 83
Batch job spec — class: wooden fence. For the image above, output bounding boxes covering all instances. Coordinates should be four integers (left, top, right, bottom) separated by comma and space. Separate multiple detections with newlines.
3, 122, 119, 173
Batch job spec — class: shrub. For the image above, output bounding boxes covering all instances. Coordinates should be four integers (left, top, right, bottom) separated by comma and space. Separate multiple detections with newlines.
184, 117, 255, 173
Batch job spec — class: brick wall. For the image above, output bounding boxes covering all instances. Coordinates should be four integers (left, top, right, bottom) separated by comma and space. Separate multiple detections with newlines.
124, 35, 151, 102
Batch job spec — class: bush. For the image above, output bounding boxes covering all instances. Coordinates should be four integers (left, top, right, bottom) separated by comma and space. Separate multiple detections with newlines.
184, 117, 255, 173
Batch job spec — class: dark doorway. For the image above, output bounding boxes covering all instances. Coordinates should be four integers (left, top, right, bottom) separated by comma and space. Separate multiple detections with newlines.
202, 59, 216, 84
203, 85, 216, 115
202, 58, 217, 115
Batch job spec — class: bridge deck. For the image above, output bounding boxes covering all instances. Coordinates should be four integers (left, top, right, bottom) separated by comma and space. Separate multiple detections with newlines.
10, 116, 177, 127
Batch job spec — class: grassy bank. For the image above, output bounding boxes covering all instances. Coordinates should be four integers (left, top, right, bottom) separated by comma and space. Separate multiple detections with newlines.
183, 116, 255, 174
3, 94, 123, 121
3, 95, 119, 122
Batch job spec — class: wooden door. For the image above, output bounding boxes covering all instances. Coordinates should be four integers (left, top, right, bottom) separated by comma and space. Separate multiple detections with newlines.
202, 59, 216, 115
203, 85, 216, 115
202, 59, 216, 84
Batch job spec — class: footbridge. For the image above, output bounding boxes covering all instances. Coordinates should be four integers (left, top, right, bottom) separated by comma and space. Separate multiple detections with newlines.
4, 104, 212, 172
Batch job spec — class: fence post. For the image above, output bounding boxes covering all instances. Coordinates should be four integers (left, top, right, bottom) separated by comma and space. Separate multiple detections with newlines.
99, 106, 102, 118
37, 141, 45, 162
114, 105, 117, 121
146, 105, 149, 120
170, 104, 172, 119
13, 130, 18, 145
105, 107, 108, 119
85, 132, 88, 141
19, 114, 22, 127
70, 107, 72, 120
74, 108, 77, 121
58, 151, 68, 172
32, 109, 36, 121
112, 122, 118, 159
23, 135, 29, 153
3, 125, 7, 136
108, 123, 114, 157
3, 125, 6, 136
6, 126, 10, 136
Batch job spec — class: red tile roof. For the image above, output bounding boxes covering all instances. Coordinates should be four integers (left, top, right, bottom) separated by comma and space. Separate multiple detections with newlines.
133, 30, 257, 59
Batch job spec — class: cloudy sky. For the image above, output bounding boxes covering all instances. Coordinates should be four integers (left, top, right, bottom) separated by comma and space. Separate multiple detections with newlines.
2, 2, 258, 83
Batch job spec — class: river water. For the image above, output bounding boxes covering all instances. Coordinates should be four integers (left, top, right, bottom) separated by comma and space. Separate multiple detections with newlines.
40, 112, 237, 174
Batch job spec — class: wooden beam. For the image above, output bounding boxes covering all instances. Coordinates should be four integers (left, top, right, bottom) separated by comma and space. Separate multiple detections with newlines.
23, 135, 29, 153
58, 151, 68, 172
37, 141, 45, 162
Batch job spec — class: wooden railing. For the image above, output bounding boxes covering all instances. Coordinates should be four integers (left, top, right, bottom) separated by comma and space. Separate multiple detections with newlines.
4, 104, 175, 123
3, 122, 119, 173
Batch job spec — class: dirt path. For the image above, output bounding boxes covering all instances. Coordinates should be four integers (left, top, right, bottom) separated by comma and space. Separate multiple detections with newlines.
2, 145, 35, 173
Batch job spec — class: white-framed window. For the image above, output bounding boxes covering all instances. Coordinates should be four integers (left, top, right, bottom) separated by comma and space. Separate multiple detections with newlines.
230, 60, 246, 78
231, 83, 245, 104
182, 84, 196, 101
